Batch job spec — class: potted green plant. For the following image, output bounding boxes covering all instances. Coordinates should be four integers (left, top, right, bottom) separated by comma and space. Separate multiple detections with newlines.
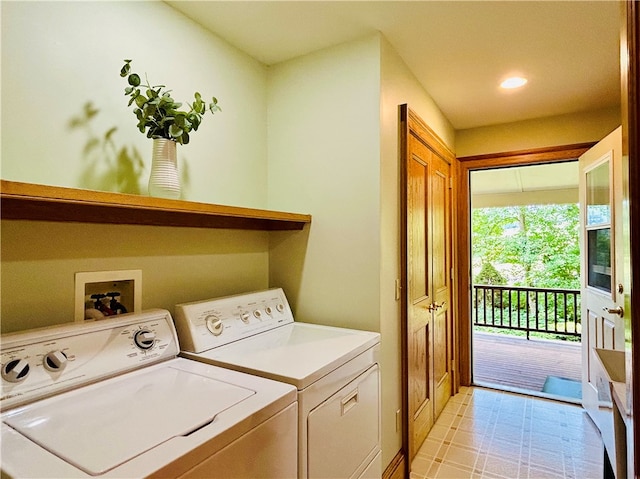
120, 59, 221, 198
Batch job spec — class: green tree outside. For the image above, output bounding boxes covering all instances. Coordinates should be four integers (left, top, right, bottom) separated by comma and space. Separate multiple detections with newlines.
472, 204, 580, 289
472, 203, 581, 341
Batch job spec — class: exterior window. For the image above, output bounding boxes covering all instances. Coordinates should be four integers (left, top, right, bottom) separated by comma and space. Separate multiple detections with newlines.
585, 160, 612, 293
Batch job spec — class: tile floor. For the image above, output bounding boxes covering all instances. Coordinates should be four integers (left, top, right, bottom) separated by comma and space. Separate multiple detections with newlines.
410, 386, 603, 479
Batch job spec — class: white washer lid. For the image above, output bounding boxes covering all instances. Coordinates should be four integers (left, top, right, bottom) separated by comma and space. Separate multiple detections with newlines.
3, 365, 254, 475
186, 323, 380, 389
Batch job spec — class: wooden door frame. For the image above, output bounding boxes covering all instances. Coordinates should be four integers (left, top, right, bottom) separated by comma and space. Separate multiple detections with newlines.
455, 143, 595, 386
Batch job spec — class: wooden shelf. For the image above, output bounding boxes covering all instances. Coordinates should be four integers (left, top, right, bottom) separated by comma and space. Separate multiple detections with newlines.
0, 180, 311, 231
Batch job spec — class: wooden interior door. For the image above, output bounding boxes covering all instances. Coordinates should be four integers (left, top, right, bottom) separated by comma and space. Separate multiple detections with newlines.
579, 127, 625, 470
401, 105, 454, 462
406, 132, 435, 461
431, 153, 452, 420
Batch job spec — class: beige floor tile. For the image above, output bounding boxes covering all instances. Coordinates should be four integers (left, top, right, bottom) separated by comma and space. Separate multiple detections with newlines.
482, 454, 522, 478
411, 387, 603, 479
417, 438, 444, 459
450, 429, 487, 451
411, 454, 434, 476
442, 443, 479, 470
428, 423, 454, 441
433, 462, 475, 479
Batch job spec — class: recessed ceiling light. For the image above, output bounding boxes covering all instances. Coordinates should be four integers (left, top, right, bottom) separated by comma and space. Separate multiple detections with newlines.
500, 76, 528, 89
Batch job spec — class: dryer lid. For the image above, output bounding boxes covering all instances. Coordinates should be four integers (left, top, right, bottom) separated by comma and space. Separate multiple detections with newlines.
190, 322, 380, 389
3, 365, 254, 475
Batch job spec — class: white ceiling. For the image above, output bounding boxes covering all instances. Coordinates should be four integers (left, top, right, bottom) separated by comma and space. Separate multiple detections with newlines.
472, 162, 578, 195
471, 162, 579, 207
166, 0, 621, 130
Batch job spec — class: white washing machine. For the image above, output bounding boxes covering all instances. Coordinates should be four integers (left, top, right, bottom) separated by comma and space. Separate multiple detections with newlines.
175, 288, 382, 479
0, 309, 297, 478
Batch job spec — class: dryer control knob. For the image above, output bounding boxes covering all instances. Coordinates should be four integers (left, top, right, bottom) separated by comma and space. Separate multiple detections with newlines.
44, 350, 68, 372
134, 329, 156, 350
240, 312, 251, 323
206, 316, 224, 336
2, 358, 30, 383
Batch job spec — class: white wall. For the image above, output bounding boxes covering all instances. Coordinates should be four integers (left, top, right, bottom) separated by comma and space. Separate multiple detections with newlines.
267, 34, 381, 333
379, 35, 456, 467
456, 106, 620, 157
1, 1, 268, 208
1, 1, 274, 332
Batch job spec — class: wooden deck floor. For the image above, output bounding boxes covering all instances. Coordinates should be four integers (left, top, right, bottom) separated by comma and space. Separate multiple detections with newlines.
472, 330, 582, 395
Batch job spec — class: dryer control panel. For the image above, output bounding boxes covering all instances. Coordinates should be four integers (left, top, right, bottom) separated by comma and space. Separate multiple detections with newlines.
175, 288, 294, 353
0, 310, 178, 410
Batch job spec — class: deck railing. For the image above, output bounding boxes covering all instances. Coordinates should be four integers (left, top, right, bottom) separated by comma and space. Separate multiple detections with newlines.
473, 284, 581, 340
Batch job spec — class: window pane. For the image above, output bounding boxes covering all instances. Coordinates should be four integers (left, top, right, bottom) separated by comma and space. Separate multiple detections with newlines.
586, 161, 610, 225
587, 228, 611, 293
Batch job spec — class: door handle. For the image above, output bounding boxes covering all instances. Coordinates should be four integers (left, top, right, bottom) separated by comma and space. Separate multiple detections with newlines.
603, 306, 624, 318
424, 302, 445, 312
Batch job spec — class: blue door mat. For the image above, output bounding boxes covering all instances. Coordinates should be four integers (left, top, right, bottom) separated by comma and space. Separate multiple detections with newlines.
542, 376, 582, 399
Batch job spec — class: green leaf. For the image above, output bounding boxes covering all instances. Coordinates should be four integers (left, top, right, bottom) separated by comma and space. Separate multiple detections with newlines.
169, 124, 183, 138
128, 73, 141, 87
143, 104, 157, 118
120, 63, 131, 77
134, 94, 147, 108
209, 97, 221, 113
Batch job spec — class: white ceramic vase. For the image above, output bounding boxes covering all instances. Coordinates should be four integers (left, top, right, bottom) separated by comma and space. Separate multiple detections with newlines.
148, 138, 181, 199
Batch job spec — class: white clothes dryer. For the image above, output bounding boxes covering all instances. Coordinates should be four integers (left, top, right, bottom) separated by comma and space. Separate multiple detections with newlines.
175, 288, 382, 479
0, 310, 297, 478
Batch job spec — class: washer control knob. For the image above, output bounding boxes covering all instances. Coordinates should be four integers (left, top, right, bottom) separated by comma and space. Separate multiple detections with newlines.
134, 329, 156, 350
2, 359, 30, 383
206, 316, 224, 336
276, 303, 285, 313
44, 351, 68, 372
253, 310, 262, 320
265, 307, 273, 316
240, 312, 251, 323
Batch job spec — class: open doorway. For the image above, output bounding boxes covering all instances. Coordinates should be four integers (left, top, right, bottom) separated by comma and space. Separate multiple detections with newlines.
469, 161, 583, 402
